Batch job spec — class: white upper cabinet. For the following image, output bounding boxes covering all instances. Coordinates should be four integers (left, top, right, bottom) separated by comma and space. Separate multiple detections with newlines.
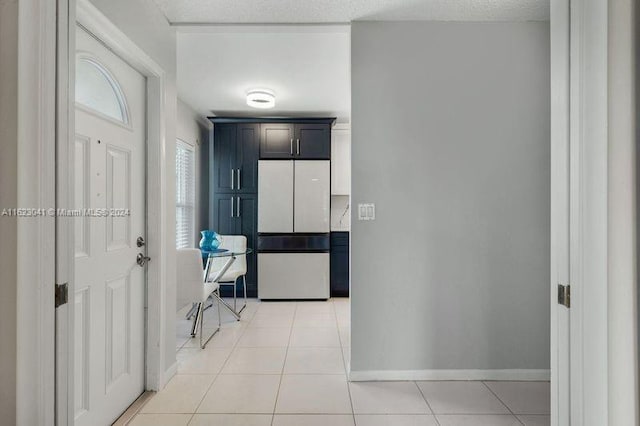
331, 126, 351, 195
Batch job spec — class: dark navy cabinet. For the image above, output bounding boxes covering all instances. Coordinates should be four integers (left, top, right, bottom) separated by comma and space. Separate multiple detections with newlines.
210, 122, 260, 297
213, 123, 259, 194
260, 123, 295, 158
236, 124, 260, 193
295, 124, 331, 159
330, 232, 349, 297
259, 121, 332, 160
212, 124, 236, 193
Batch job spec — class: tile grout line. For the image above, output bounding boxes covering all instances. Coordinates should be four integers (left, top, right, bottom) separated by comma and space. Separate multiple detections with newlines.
414, 381, 441, 426
481, 381, 526, 425
332, 299, 357, 425
190, 300, 254, 417
270, 301, 298, 426
132, 301, 254, 422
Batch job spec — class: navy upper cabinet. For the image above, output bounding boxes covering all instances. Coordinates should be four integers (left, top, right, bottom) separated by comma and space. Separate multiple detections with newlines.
260, 123, 294, 158
236, 124, 260, 193
213, 123, 259, 193
212, 124, 236, 193
260, 122, 331, 160
294, 124, 331, 159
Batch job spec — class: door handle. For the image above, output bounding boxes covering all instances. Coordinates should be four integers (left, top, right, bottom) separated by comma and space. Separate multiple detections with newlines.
290, 138, 293, 155
231, 169, 235, 190
296, 139, 300, 155
230, 196, 234, 217
136, 253, 151, 267
236, 196, 241, 217
237, 169, 241, 190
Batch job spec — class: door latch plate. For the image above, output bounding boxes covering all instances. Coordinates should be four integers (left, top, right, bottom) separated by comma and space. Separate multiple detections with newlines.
55, 282, 68, 308
558, 284, 570, 308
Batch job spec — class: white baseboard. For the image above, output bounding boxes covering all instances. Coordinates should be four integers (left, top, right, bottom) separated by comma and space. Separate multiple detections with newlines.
349, 369, 550, 382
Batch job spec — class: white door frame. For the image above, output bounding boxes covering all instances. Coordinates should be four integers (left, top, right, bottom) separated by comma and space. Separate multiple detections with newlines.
549, 0, 570, 424
55, 0, 171, 423
550, 0, 611, 424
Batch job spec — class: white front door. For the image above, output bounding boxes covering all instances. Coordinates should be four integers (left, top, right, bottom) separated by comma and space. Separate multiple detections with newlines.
74, 26, 146, 426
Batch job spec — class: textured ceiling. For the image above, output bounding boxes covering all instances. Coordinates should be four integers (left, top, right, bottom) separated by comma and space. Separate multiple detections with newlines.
153, 0, 549, 24
177, 28, 351, 122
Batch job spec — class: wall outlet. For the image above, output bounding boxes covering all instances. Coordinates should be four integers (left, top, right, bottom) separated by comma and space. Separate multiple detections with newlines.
358, 203, 375, 221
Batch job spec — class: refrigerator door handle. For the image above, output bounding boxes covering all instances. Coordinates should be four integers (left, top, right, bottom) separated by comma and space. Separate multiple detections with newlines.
290, 138, 293, 155
296, 139, 300, 155
231, 169, 235, 190
237, 196, 241, 217
230, 196, 234, 217
237, 169, 241, 190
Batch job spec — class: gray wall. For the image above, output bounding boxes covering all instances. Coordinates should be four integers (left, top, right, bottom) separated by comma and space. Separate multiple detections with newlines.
351, 22, 550, 373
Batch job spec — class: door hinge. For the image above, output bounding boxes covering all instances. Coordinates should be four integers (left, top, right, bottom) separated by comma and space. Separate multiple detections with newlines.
55, 282, 68, 308
558, 284, 570, 308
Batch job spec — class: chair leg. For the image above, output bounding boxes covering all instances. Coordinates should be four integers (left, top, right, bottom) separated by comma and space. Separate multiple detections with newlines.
190, 302, 202, 337
217, 289, 222, 328
199, 295, 220, 349
242, 275, 248, 311
233, 278, 237, 311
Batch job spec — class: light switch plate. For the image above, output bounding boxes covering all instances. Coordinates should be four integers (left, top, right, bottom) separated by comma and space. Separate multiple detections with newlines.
358, 203, 375, 221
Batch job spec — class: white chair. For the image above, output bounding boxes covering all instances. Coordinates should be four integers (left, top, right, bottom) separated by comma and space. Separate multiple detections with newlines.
177, 248, 221, 349
206, 235, 248, 317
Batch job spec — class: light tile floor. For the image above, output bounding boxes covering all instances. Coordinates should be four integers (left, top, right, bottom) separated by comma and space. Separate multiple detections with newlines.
128, 298, 550, 426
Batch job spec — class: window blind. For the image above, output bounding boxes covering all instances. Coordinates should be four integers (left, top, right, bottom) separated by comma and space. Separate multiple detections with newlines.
176, 140, 195, 249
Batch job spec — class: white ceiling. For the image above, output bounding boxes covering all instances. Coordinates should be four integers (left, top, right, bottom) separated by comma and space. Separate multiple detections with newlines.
154, 0, 549, 24
177, 27, 351, 123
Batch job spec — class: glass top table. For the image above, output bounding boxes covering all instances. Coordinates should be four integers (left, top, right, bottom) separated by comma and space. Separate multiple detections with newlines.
202, 248, 253, 320
201, 248, 253, 258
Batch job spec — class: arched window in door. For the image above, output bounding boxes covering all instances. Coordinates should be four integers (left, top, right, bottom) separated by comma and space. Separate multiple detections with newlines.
75, 56, 130, 124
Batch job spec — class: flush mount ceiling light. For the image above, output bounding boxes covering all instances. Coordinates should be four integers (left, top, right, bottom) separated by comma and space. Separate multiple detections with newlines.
246, 89, 276, 109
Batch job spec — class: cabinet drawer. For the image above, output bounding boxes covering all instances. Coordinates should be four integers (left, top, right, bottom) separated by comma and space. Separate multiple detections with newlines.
258, 253, 330, 300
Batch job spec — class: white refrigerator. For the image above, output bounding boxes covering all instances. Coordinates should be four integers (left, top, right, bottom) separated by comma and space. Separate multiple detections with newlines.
258, 160, 330, 299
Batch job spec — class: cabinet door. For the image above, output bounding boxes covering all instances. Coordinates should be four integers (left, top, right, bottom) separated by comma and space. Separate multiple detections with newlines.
212, 124, 237, 193
260, 123, 294, 159
330, 245, 349, 297
210, 193, 237, 236
258, 161, 294, 233
294, 160, 330, 233
331, 128, 350, 195
295, 124, 331, 159
236, 124, 259, 193
236, 194, 258, 296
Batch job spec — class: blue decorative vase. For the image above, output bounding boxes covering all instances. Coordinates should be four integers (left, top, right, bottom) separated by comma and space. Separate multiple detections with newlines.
199, 230, 220, 251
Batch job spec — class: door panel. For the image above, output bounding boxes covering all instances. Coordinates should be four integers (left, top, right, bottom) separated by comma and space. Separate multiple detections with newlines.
211, 193, 237, 235
74, 26, 146, 426
75, 135, 91, 258
105, 145, 131, 251
236, 123, 260, 193
74, 287, 90, 416
260, 123, 294, 159
258, 161, 294, 232
294, 161, 330, 233
105, 275, 130, 388
295, 124, 331, 159
213, 124, 237, 193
